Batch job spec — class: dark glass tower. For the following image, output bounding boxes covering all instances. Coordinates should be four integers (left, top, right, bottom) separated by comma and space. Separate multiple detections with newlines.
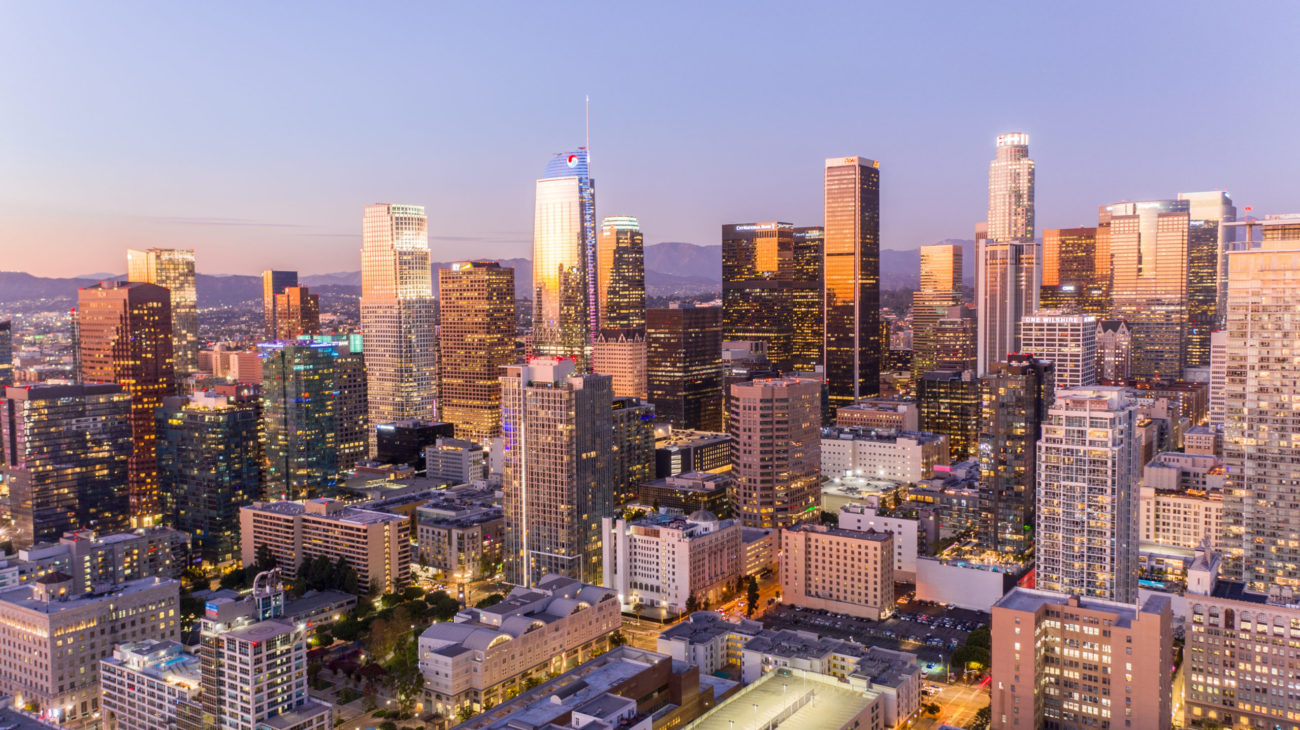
722, 222, 796, 369
823, 156, 881, 411
597, 216, 646, 336
260, 341, 339, 501
646, 306, 724, 431
978, 355, 1054, 555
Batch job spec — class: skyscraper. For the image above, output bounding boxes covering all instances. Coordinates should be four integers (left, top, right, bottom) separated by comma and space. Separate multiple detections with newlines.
1040, 227, 1104, 315
437, 261, 516, 442
532, 149, 596, 363
261, 269, 298, 339
1102, 199, 1191, 380
932, 304, 978, 371
1178, 190, 1237, 329
610, 396, 654, 510
823, 156, 881, 410
978, 355, 1054, 554
791, 226, 824, 372
1221, 222, 1300, 591
646, 306, 724, 431
1035, 387, 1140, 603
156, 391, 260, 567
0, 320, 11, 387
728, 377, 821, 529
723, 221, 796, 369
273, 285, 320, 340
128, 248, 199, 375
361, 203, 436, 451
501, 359, 613, 586
1017, 310, 1097, 389
0, 383, 132, 547
260, 341, 338, 501
308, 333, 368, 470
918, 367, 979, 462
911, 243, 963, 379
78, 281, 174, 527
1186, 219, 1220, 368
977, 134, 1038, 375
591, 330, 647, 400
597, 216, 645, 335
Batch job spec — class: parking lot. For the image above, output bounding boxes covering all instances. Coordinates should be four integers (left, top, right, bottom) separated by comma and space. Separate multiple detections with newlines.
762, 599, 989, 670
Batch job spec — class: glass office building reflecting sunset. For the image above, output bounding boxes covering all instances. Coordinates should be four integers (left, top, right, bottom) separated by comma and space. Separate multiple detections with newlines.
823, 156, 881, 411
533, 148, 596, 365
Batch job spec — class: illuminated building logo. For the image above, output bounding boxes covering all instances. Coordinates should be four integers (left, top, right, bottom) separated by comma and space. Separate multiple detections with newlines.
567, 154, 578, 167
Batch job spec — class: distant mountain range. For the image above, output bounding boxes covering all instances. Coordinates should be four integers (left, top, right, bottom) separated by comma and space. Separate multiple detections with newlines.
1, 240, 974, 308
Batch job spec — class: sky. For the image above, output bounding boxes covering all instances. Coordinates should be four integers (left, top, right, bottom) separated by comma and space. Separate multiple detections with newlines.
2, 2, 1298, 277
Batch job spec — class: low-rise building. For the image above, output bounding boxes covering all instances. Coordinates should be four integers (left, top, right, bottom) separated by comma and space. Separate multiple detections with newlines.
834, 398, 919, 431
820, 426, 949, 482
654, 428, 732, 479
990, 587, 1173, 730
1183, 424, 1221, 457
16, 527, 189, 594
602, 512, 743, 613
637, 472, 734, 519
839, 503, 920, 581
417, 575, 622, 716
0, 575, 180, 726
424, 437, 488, 484
656, 611, 763, 675
689, 666, 886, 730
1139, 452, 1224, 551
415, 502, 503, 581
240, 499, 410, 594
100, 640, 200, 730
780, 524, 894, 620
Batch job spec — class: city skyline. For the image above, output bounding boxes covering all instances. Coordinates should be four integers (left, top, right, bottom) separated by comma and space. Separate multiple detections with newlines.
3, 3, 1297, 277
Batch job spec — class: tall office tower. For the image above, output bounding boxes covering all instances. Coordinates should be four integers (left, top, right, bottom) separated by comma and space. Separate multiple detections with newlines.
646, 306, 724, 431
1102, 199, 1191, 380
978, 355, 1054, 555
78, 281, 174, 527
722, 221, 795, 368
791, 226, 824, 372
1018, 310, 1097, 389
591, 331, 647, 400
127, 248, 198, 375
181, 573, 333, 730
303, 333, 367, 469
261, 269, 298, 339
361, 203, 436, 451
918, 367, 979, 462
1221, 228, 1300, 591
597, 216, 646, 334
156, 392, 260, 567
1208, 329, 1227, 428
611, 397, 655, 510
823, 156, 881, 410
272, 285, 320, 340
533, 149, 596, 363
501, 359, 613, 586
1178, 191, 1237, 327
1036, 387, 1140, 603
0, 320, 11, 386
1040, 227, 1104, 315
0, 383, 131, 547
1185, 219, 1220, 368
1095, 319, 1132, 382
977, 134, 1039, 376
932, 304, 978, 371
728, 377, 821, 529
911, 243, 963, 379
260, 341, 338, 501
437, 261, 516, 442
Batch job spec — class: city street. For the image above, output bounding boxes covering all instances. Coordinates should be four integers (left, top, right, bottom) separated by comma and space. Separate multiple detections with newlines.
913, 681, 989, 729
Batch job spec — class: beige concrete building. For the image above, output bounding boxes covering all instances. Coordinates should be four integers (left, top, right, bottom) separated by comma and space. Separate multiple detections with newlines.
1138, 452, 1225, 551
1018, 310, 1097, 389
729, 378, 821, 529
415, 502, 503, 581
240, 499, 411, 594
990, 587, 1172, 730
418, 575, 621, 716
820, 426, 949, 482
601, 512, 742, 614
839, 503, 920, 581
100, 640, 200, 730
780, 523, 894, 620
834, 397, 919, 431
591, 331, 647, 400
0, 575, 180, 727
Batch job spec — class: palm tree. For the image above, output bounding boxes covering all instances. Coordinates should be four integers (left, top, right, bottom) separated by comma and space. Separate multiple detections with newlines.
632, 600, 645, 626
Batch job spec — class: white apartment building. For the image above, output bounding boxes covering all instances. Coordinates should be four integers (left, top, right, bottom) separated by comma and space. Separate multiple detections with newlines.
100, 640, 200, 730
0, 575, 180, 726
819, 427, 949, 483
418, 575, 621, 716
1139, 452, 1225, 551
1018, 310, 1097, 389
839, 503, 920, 581
1035, 387, 1141, 603
240, 498, 410, 594
425, 437, 488, 484
602, 512, 743, 613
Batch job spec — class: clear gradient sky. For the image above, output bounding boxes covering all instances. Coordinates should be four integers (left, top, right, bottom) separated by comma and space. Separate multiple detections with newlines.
2, 2, 1298, 277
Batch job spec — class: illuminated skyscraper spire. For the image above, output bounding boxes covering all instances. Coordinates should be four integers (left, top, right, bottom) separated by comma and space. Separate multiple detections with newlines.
532, 148, 596, 364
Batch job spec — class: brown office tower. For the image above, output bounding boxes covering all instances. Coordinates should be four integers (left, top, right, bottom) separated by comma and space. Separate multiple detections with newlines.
728, 377, 821, 528
978, 355, 1054, 555
261, 269, 298, 339
273, 286, 320, 340
918, 366, 979, 462
911, 243, 963, 379
646, 306, 723, 431
823, 156, 881, 411
596, 216, 646, 335
1039, 227, 1105, 315
437, 261, 516, 442
77, 281, 175, 527
932, 305, 978, 371
791, 227, 824, 372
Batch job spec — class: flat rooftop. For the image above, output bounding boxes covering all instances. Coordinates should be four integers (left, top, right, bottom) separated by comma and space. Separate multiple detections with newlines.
993, 586, 1170, 627
245, 500, 406, 525
688, 668, 878, 730
0, 576, 177, 615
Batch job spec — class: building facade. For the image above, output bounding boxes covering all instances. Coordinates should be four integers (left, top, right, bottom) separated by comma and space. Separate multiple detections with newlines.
1018, 310, 1096, 389
261, 269, 298, 339
260, 341, 338, 501
820, 426, 948, 483
918, 367, 979, 461
780, 524, 894, 620
127, 248, 198, 375
597, 216, 646, 335
591, 330, 648, 400
978, 355, 1054, 554
533, 149, 596, 363
912, 243, 964, 379
273, 285, 320, 340
602, 512, 743, 613
823, 156, 882, 410
100, 640, 200, 730
437, 261, 516, 442
646, 306, 723, 431
728, 378, 821, 529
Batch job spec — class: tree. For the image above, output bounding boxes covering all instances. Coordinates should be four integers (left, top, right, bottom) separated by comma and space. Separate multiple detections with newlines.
457, 707, 475, 723
632, 600, 645, 626
314, 629, 334, 647
475, 593, 505, 609
969, 705, 991, 730
385, 639, 423, 716
478, 553, 496, 578
428, 590, 462, 622
966, 624, 991, 649
746, 576, 760, 617
923, 702, 941, 716
685, 594, 699, 614
401, 585, 425, 602
609, 631, 628, 647
819, 510, 839, 527
255, 543, 278, 571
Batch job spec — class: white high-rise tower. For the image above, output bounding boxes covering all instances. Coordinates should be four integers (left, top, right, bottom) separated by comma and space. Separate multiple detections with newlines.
977, 133, 1038, 374
361, 203, 436, 452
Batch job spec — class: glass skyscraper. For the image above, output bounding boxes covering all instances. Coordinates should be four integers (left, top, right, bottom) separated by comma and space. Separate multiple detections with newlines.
533, 148, 596, 365
260, 341, 339, 501
977, 134, 1038, 375
128, 248, 198, 376
596, 215, 645, 335
823, 156, 881, 411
